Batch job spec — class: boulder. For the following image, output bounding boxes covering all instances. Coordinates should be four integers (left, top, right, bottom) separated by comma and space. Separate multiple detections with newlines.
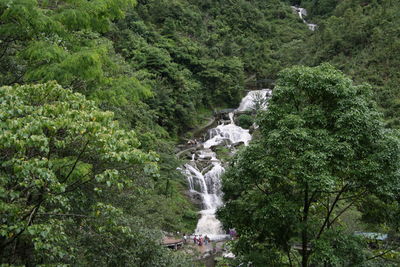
214, 108, 236, 121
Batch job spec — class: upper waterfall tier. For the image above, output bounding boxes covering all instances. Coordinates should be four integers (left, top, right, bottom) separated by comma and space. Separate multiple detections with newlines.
291, 6, 317, 31
237, 89, 272, 112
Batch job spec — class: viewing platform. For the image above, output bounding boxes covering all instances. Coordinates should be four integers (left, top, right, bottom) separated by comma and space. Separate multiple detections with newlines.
162, 237, 184, 250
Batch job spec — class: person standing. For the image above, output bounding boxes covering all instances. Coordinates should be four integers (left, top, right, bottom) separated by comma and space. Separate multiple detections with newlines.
204, 235, 209, 245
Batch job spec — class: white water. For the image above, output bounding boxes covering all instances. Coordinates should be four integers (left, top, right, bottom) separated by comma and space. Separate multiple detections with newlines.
291, 6, 317, 31
181, 89, 272, 240
203, 124, 252, 149
237, 89, 271, 112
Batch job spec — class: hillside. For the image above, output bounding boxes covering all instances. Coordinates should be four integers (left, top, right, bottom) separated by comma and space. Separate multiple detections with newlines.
1, 0, 400, 266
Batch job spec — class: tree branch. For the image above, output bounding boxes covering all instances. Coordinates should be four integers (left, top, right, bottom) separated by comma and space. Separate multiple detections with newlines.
316, 183, 349, 240
366, 245, 400, 262
60, 173, 94, 195
61, 139, 89, 183
1, 199, 43, 251
255, 182, 269, 195
328, 193, 366, 228
36, 213, 93, 218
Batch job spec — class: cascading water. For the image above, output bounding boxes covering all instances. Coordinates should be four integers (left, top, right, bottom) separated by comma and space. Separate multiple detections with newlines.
181, 89, 272, 240
291, 6, 317, 31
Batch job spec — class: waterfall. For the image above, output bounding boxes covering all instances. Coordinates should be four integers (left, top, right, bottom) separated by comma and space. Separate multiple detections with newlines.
237, 89, 271, 112
181, 89, 272, 240
291, 6, 317, 31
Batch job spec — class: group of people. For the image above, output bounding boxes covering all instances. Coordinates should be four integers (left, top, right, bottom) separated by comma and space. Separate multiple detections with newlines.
192, 234, 210, 246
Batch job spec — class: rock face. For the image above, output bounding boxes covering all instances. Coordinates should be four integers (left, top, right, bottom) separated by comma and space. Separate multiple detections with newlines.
214, 109, 236, 121
232, 141, 244, 148
179, 89, 272, 241
186, 190, 203, 209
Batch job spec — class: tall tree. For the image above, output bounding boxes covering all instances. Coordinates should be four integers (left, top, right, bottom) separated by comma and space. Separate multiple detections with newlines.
218, 64, 400, 266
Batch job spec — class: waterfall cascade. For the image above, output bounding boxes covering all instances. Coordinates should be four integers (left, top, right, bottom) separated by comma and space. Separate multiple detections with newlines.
181, 89, 272, 240
291, 6, 317, 31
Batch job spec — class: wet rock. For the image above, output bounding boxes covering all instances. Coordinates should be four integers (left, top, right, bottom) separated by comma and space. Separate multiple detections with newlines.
232, 141, 244, 148
214, 108, 235, 118
209, 139, 232, 150
186, 191, 203, 208
220, 119, 232, 125
196, 160, 212, 171
204, 128, 221, 140
201, 164, 214, 175
249, 125, 256, 134
234, 110, 251, 116
213, 109, 236, 121
185, 152, 194, 160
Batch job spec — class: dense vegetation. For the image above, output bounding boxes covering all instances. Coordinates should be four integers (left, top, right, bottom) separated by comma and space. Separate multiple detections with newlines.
2, 0, 400, 266
0, 0, 309, 265
218, 0, 400, 266
218, 64, 400, 266
301, 0, 400, 128
0, 83, 186, 265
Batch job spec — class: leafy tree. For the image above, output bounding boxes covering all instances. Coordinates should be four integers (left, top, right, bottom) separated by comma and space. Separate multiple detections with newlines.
218, 64, 400, 266
0, 0, 136, 85
0, 82, 189, 266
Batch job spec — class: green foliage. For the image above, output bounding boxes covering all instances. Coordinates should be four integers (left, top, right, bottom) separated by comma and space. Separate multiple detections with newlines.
236, 114, 254, 129
218, 65, 400, 266
0, 0, 151, 126
311, 229, 366, 266
298, 0, 339, 19
0, 0, 311, 265
302, 0, 400, 128
214, 147, 232, 163
9, 0, 400, 265
0, 0, 310, 136
0, 82, 190, 266
110, 0, 309, 134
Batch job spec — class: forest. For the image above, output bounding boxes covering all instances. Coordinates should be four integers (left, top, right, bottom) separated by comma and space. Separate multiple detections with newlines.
1, 0, 400, 266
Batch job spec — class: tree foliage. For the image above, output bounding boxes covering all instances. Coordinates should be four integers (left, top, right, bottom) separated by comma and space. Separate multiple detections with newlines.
218, 64, 400, 266
302, 0, 400, 128
0, 82, 189, 266
111, 0, 309, 134
3, 0, 400, 265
